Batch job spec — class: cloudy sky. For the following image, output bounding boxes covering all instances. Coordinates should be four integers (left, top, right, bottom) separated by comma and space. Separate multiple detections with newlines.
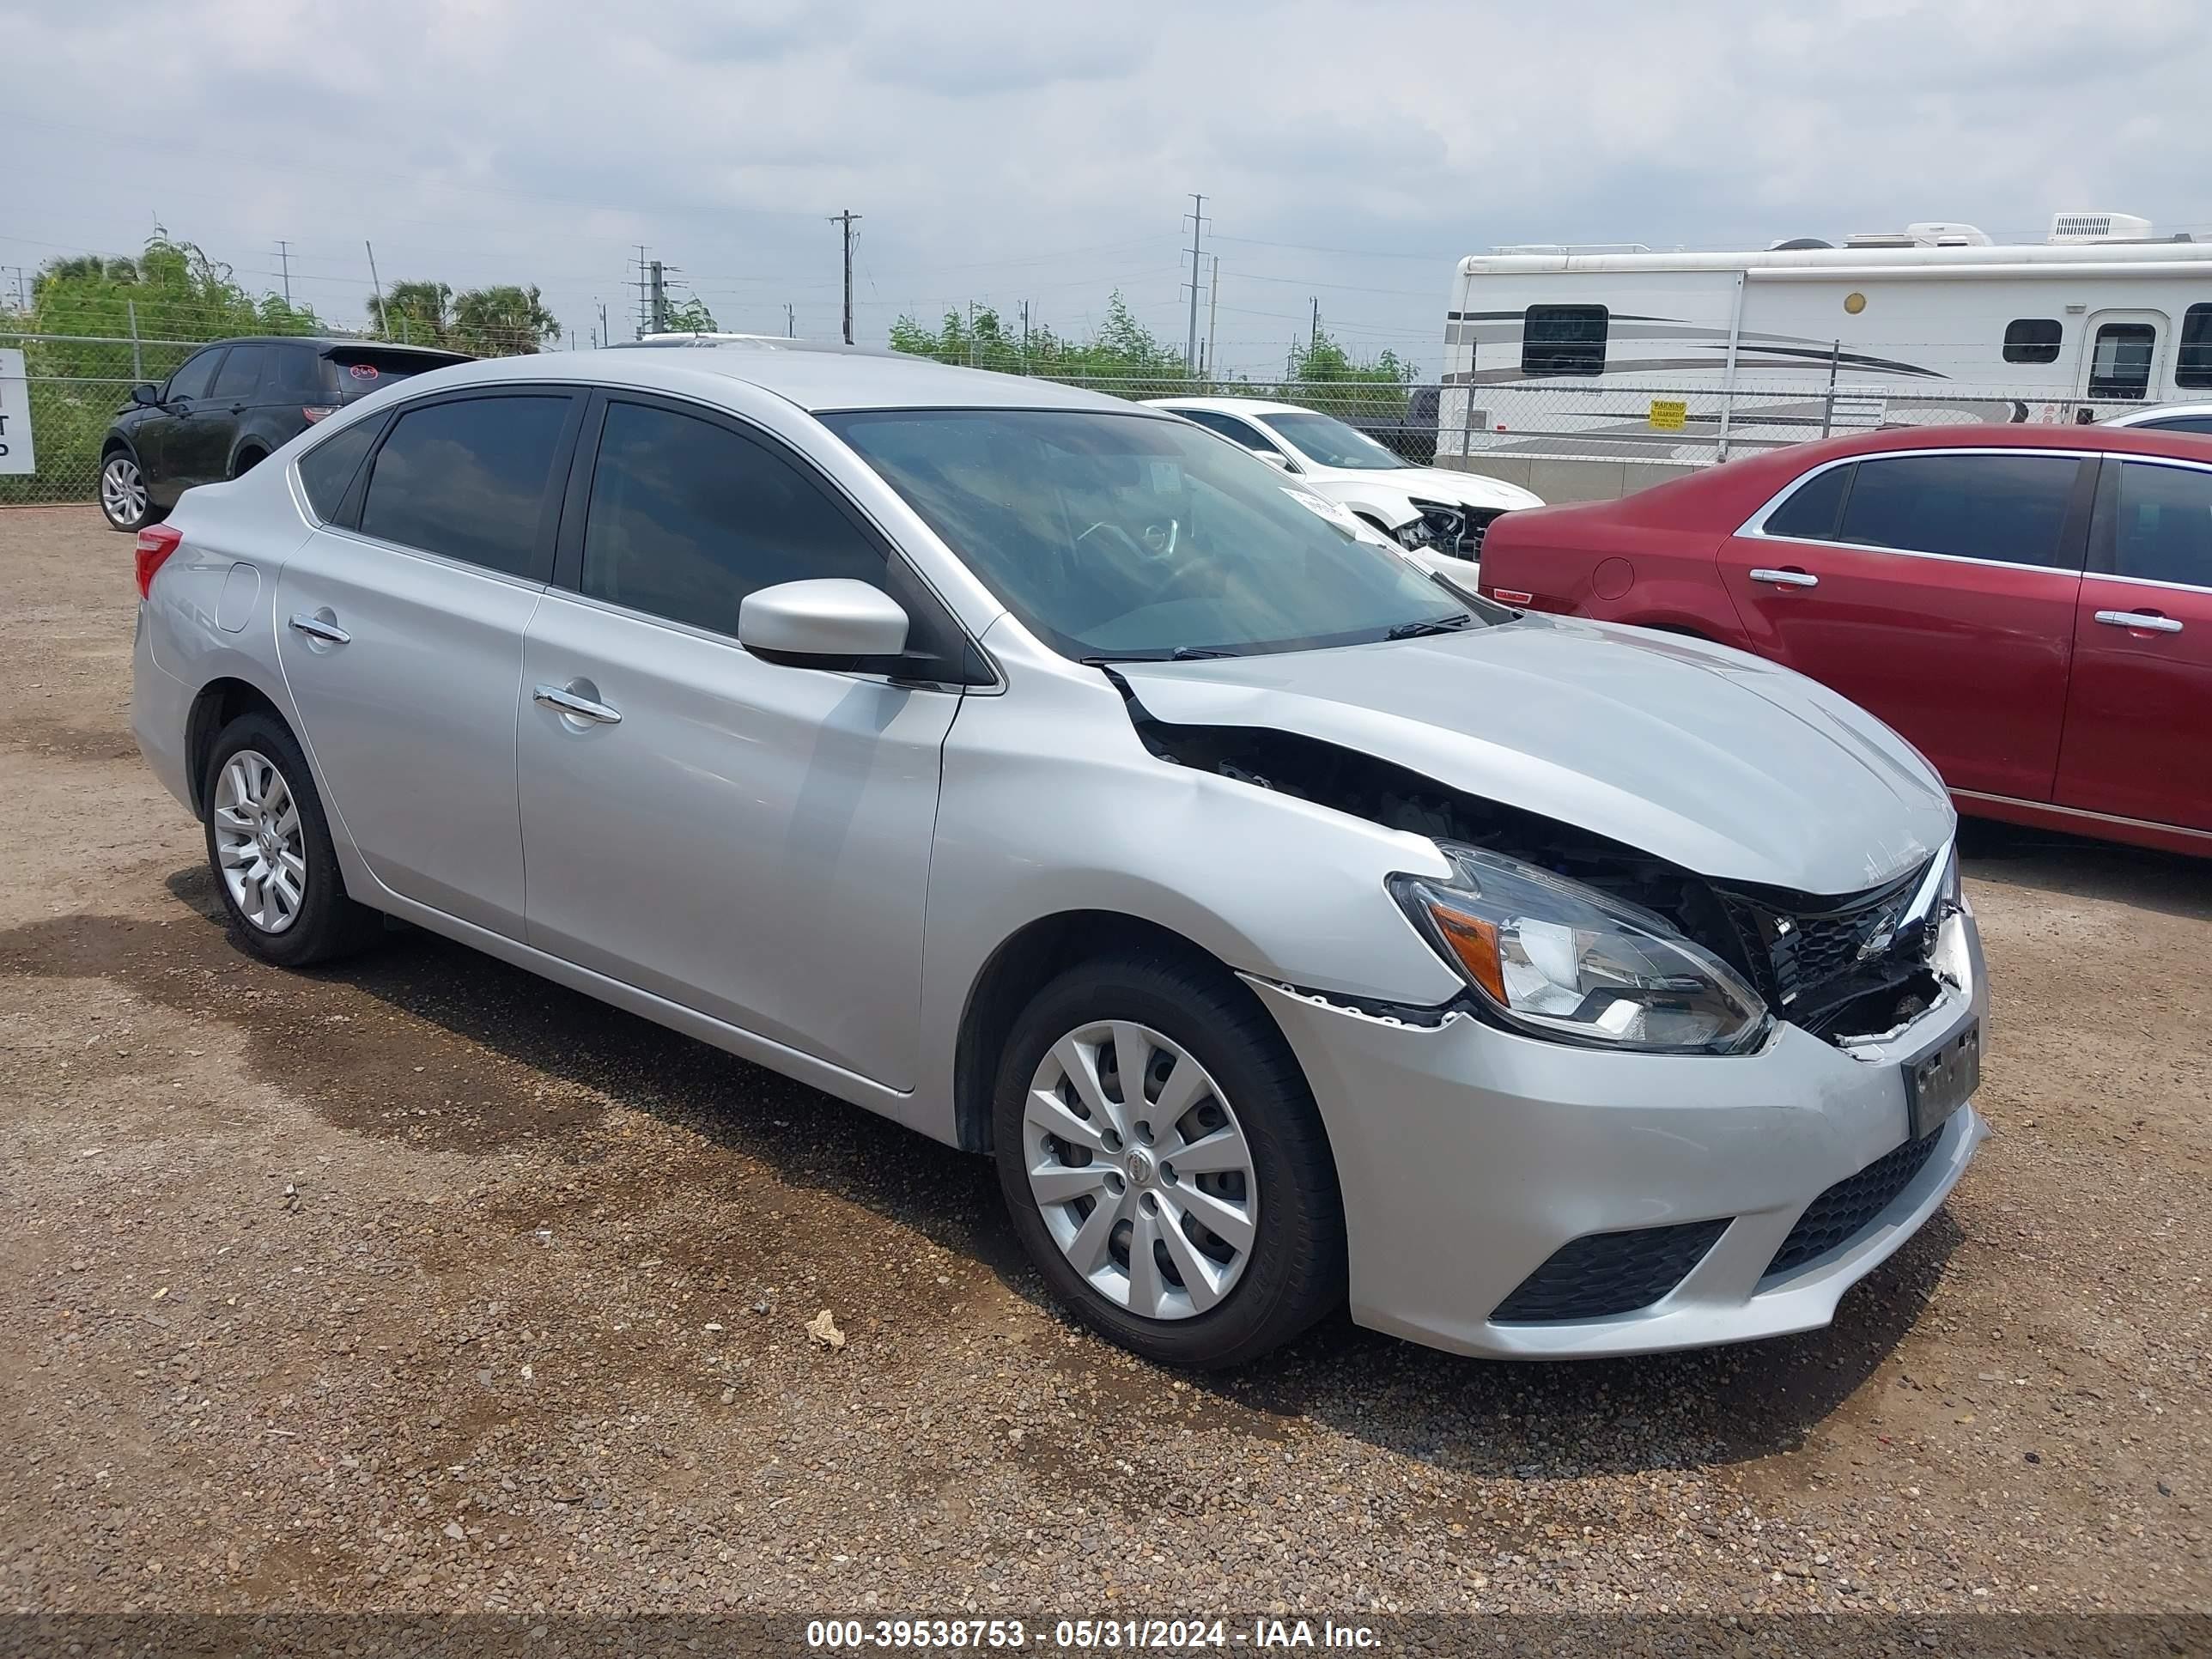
6, 0, 2206, 376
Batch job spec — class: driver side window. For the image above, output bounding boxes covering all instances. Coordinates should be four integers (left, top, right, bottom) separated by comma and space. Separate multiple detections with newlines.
1185, 409, 1285, 459
167, 348, 226, 403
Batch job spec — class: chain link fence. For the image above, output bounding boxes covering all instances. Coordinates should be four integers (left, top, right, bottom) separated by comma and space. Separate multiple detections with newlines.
0, 331, 2125, 510
0, 319, 555, 508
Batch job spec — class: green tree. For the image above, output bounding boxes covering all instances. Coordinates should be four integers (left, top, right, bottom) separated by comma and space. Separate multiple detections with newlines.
377, 280, 453, 344
449, 283, 561, 356
3, 231, 319, 504
1274, 329, 1413, 420
659, 293, 717, 333
887, 289, 1193, 392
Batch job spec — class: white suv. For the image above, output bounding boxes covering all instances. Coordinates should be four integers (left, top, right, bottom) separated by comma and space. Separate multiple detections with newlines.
1147, 396, 1542, 559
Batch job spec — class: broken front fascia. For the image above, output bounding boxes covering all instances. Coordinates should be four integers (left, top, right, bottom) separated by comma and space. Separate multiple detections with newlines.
1110, 677, 1947, 1047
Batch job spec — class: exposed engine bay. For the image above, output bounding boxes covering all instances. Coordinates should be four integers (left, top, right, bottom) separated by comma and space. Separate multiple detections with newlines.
1119, 689, 1954, 1044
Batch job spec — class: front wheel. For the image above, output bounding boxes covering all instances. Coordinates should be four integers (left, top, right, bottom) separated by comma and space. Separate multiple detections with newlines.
993, 950, 1345, 1367
99, 452, 162, 532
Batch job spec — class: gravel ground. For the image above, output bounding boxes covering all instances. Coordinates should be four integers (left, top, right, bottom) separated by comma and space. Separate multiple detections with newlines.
0, 505, 2206, 1620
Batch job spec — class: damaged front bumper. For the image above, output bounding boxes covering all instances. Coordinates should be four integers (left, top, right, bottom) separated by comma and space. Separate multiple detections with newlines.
1246, 902, 1988, 1359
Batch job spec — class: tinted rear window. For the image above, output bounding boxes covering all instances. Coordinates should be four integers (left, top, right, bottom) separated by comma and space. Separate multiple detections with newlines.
323, 349, 471, 404
1837, 453, 2082, 568
357, 394, 570, 577
298, 418, 381, 521
1764, 463, 1853, 539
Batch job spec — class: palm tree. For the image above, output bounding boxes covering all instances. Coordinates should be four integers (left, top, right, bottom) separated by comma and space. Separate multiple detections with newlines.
450, 284, 560, 356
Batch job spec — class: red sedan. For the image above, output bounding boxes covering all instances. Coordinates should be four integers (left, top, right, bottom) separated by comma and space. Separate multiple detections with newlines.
1477, 425, 2212, 856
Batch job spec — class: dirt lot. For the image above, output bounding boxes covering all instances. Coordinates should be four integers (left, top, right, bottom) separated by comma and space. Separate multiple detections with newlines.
0, 505, 2206, 1620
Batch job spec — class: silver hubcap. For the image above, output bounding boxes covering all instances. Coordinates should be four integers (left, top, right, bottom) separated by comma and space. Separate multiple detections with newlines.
212, 750, 307, 934
1024, 1020, 1258, 1321
101, 456, 147, 523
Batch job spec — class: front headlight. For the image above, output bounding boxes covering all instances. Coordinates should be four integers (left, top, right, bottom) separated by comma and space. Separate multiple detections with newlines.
1389, 846, 1770, 1054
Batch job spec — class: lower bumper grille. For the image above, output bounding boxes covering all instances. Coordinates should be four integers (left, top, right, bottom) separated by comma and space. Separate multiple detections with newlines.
1491, 1218, 1729, 1323
1765, 1126, 1944, 1280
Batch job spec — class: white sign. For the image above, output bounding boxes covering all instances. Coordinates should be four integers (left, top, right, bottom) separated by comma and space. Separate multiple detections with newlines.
0, 349, 33, 476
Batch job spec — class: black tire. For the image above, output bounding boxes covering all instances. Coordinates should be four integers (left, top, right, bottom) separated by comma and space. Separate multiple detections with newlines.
231, 447, 266, 477
200, 713, 385, 968
992, 948, 1346, 1368
98, 449, 165, 532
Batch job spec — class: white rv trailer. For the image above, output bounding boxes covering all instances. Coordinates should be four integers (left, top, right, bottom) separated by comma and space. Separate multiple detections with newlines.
1438, 214, 2212, 477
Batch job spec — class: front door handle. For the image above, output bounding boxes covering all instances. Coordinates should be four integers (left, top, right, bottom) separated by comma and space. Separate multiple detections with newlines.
2094, 609, 2183, 635
288, 611, 350, 644
533, 682, 623, 725
1749, 568, 1820, 589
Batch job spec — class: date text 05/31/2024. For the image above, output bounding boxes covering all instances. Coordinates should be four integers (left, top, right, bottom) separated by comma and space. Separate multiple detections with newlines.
805, 1619, 1383, 1650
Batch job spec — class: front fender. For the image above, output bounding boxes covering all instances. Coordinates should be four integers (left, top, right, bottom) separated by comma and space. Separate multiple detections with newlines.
912, 629, 1463, 1141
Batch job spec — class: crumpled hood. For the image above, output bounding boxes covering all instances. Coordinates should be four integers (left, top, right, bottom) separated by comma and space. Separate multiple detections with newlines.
1117, 613, 1953, 895
1361, 466, 1541, 513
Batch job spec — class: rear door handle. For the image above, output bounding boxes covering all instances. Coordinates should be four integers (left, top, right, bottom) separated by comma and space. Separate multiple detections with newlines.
2094, 609, 2182, 635
533, 683, 623, 725
288, 611, 350, 644
1749, 568, 1820, 589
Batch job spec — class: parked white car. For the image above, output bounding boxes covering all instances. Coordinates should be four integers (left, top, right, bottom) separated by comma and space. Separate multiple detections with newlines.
1146, 396, 1542, 559
2098, 400, 2212, 435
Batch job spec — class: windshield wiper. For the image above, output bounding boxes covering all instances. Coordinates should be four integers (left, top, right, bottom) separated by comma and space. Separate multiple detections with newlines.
1079, 645, 1242, 665
1383, 613, 1475, 641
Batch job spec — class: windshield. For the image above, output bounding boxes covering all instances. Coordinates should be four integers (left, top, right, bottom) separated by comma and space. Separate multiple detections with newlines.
823, 408, 1488, 660
1265, 410, 1413, 471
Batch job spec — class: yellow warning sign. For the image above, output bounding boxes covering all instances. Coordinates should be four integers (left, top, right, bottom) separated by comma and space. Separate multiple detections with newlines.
1649, 398, 1688, 431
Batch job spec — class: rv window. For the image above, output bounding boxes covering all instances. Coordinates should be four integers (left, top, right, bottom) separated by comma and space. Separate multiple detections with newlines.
1521, 306, 1607, 377
2178, 305, 2212, 390
1763, 464, 1854, 540
2087, 323, 2156, 400
2002, 319, 2062, 364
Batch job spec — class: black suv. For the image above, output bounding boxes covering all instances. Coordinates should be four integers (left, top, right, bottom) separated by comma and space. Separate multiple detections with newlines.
99, 337, 471, 531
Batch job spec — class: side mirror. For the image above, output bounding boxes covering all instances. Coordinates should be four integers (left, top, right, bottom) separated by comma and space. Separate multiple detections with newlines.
1254, 449, 1292, 471
738, 578, 909, 665
130, 383, 163, 407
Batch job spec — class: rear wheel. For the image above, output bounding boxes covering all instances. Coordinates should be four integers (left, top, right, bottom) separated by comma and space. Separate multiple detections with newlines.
201, 714, 384, 967
99, 452, 161, 532
993, 950, 1344, 1367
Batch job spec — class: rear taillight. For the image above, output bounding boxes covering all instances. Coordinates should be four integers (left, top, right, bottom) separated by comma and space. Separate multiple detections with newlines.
301, 405, 338, 422
135, 524, 183, 599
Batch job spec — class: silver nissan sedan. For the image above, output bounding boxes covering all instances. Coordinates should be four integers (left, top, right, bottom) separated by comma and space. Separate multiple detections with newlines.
130, 339, 1987, 1368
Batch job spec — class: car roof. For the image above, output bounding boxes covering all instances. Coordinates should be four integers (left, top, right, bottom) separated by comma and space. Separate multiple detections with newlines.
189, 335, 469, 361
404, 340, 1178, 416
1145, 395, 1314, 418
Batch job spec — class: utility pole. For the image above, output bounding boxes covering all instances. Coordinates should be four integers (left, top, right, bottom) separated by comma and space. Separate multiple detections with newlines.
1019, 301, 1030, 374
1182, 192, 1207, 370
1206, 257, 1219, 383
786, 302, 795, 338
633, 246, 652, 338
647, 260, 669, 333
597, 300, 609, 348
1310, 297, 1320, 351
365, 240, 389, 337
276, 240, 293, 307
829, 210, 861, 344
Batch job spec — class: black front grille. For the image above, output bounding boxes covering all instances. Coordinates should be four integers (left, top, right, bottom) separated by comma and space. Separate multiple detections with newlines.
1723, 861, 1930, 1018
1491, 1218, 1729, 1323
1764, 1127, 1944, 1280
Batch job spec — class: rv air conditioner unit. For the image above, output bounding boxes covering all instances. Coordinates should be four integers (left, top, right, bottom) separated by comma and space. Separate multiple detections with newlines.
2049, 211, 2154, 244
1844, 222, 1992, 249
